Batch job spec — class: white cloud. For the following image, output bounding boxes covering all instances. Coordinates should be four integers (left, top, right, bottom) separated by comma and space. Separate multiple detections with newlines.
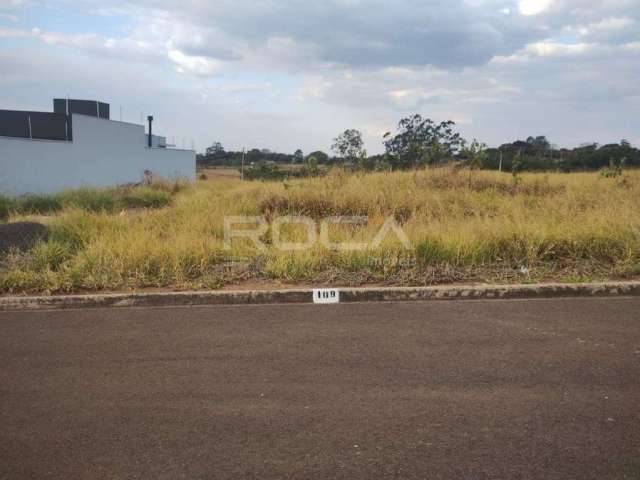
622, 41, 640, 52
518, 0, 554, 16
492, 41, 602, 63
527, 41, 597, 56
0, 0, 26, 6
167, 49, 221, 76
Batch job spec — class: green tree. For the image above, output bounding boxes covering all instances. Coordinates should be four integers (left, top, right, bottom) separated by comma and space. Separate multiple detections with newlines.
332, 129, 365, 163
306, 150, 329, 164
383, 115, 462, 169
460, 139, 487, 170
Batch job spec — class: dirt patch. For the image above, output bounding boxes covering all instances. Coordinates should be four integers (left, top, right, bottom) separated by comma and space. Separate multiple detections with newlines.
0, 222, 49, 255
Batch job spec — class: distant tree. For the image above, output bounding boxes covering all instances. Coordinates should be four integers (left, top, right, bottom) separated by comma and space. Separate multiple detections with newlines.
206, 142, 225, 156
459, 138, 488, 170
526, 136, 551, 151
383, 115, 462, 169
293, 149, 304, 164
306, 155, 320, 176
621, 139, 631, 149
306, 150, 330, 164
332, 129, 365, 163
246, 148, 265, 164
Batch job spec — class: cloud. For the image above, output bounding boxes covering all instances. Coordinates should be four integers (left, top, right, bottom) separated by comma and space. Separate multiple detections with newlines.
0, 0, 639, 153
518, 0, 555, 16
167, 49, 221, 76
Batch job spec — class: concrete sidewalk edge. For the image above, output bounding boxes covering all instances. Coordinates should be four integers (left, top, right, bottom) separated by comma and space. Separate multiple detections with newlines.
1, 281, 640, 311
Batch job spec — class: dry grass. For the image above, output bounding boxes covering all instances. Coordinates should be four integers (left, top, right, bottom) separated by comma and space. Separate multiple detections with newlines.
2, 167, 639, 294
198, 167, 241, 181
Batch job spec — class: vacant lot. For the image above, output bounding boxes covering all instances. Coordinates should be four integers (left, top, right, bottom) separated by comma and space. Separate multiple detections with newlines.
1, 168, 639, 294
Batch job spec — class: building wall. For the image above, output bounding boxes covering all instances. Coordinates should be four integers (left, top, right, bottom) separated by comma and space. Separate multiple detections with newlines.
0, 114, 195, 196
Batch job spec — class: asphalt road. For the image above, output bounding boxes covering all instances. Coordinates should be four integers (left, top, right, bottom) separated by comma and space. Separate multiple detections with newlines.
1, 298, 639, 480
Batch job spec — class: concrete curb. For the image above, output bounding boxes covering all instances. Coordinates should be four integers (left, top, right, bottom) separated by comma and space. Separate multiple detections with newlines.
1, 281, 640, 311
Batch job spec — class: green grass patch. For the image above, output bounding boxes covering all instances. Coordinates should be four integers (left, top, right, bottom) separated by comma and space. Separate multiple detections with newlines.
58, 189, 119, 213
3, 182, 181, 218
10, 194, 63, 215
119, 187, 172, 209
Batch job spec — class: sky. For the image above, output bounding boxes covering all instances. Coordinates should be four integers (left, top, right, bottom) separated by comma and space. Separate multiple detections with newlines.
0, 0, 638, 154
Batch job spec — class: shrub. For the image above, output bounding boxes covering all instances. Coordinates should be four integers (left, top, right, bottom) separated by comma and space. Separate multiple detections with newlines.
600, 166, 623, 178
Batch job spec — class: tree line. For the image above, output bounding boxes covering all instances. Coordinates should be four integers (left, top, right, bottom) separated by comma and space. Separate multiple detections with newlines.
197, 115, 639, 174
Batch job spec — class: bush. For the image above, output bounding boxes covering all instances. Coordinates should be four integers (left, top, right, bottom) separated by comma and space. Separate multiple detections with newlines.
600, 166, 623, 178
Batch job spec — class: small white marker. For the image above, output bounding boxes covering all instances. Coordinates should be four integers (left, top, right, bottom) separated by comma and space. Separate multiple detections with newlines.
313, 289, 340, 304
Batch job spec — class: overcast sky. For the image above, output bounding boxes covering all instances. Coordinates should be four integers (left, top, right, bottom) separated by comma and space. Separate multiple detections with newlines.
1, 0, 638, 154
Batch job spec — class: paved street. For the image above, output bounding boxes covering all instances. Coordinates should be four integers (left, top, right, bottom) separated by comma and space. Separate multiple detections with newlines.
1, 297, 639, 479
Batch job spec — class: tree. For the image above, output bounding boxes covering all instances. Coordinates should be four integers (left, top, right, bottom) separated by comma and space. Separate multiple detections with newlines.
459, 138, 488, 170
526, 136, 550, 151
205, 142, 224, 156
306, 150, 329, 164
332, 129, 365, 163
383, 115, 462, 169
459, 138, 488, 186
293, 149, 304, 164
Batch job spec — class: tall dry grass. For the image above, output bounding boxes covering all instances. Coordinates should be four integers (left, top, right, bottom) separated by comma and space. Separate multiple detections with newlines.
2, 167, 639, 294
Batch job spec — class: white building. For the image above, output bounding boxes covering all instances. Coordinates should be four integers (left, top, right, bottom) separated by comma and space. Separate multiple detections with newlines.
0, 99, 196, 196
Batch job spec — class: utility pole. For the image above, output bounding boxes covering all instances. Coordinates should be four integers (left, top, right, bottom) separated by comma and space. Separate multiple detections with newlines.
498, 150, 503, 172
241, 148, 246, 180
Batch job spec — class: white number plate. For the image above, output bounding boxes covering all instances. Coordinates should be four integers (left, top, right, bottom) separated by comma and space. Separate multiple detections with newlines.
313, 289, 340, 304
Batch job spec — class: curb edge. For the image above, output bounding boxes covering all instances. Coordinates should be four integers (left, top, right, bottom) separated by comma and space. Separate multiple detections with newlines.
1, 281, 640, 311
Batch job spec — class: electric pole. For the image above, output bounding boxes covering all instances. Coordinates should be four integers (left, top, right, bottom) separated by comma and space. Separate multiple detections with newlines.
241, 148, 246, 181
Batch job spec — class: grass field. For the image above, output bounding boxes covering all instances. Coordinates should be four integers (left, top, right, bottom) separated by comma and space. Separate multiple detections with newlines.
1, 167, 639, 294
